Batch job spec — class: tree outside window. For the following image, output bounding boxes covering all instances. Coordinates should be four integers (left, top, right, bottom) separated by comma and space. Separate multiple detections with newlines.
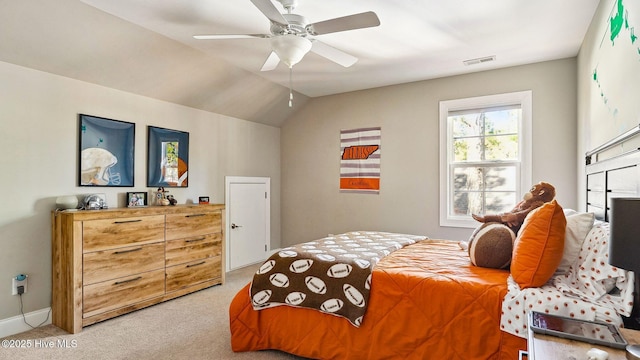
161, 141, 179, 184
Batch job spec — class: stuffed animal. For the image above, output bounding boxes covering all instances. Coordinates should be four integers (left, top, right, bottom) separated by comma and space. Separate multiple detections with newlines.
472, 181, 556, 234
467, 222, 515, 269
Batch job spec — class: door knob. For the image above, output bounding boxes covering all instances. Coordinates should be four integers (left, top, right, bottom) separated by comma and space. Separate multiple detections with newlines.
231, 223, 242, 229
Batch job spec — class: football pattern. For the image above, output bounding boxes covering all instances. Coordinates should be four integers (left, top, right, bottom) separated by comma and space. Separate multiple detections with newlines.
284, 292, 306, 305
305, 276, 327, 294
327, 263, 353, 278
343, 283, 365, 307
269, 273, 290, 288
257, 260, 276, 275
320, 298, 344, 313
252, 289, 272, 306
278, 249, 298, 257
250, 231, 427, 327
289, 259, 314, 273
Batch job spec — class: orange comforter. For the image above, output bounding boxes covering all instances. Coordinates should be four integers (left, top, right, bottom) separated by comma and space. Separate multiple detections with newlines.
229, 239, 527, 359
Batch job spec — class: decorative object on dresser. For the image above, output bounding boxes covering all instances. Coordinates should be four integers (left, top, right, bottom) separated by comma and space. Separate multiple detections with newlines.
155, 187, 169, 206
51, 204, 225, 333
55, 195, 78, 210
126, 191, 148, 207
82, 193, 108, 210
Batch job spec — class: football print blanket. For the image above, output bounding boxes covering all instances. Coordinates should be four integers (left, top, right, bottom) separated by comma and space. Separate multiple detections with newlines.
250, 231, 426, 326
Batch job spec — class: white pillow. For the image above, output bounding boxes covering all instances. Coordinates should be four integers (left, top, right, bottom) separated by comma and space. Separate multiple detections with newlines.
556, 211, 595, 274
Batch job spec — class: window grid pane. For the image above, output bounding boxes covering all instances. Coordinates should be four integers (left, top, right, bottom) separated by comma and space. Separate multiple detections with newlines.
450, 149, 519, 215
450, 108, 520, 164
484, 134, 519, 160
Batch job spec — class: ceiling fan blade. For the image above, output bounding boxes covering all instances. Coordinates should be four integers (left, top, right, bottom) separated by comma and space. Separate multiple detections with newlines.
310, 40, 358, 68
250, 0, 289, 26
307, 11, 380, 36
193, 34, 270, 40
260, 51, 280, 71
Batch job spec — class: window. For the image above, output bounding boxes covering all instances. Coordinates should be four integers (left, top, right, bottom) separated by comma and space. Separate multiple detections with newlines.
439, 91, 532, 228
161, 141, 179, 184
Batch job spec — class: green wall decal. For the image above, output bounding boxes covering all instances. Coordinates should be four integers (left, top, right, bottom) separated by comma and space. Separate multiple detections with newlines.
592, 0, 640, 123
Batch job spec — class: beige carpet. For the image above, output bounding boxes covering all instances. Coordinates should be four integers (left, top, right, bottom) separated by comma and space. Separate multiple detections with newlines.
0, 264, 307, 360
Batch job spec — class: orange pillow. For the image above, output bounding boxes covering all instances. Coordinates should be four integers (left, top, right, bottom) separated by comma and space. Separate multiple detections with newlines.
511, 200, 566, 288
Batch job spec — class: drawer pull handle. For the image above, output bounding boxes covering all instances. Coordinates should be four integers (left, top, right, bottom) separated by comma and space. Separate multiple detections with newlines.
114, 247, 143, 255
186, 261, 206, 268
186, 214, 205, 218
114, 276, 142, 285
114, 219, 142, 224
185, 237, 207, 243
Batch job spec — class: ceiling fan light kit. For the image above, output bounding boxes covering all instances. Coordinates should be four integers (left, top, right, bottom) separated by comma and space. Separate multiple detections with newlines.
270, 34, 312, 68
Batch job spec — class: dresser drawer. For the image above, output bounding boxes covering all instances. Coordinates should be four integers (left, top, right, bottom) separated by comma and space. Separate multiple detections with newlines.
83, 242, 165, 285
165, 257, 221, 292
83, 215, 165, 252
165, 233, 222, 267
83, 269, 165, 318
166, 211, 221, 241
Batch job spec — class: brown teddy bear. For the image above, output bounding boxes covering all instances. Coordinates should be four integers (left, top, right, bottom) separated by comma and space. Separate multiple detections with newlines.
472, 181, 556, 234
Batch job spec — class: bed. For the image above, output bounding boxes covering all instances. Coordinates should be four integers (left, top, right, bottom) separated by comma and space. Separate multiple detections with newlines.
229, 131, 639, 359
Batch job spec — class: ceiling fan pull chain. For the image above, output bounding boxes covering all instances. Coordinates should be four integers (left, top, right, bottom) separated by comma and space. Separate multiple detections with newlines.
289, 66, 293, 107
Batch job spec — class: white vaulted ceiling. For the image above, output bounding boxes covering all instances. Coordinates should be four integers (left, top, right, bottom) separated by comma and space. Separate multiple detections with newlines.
0, 0, 599, 126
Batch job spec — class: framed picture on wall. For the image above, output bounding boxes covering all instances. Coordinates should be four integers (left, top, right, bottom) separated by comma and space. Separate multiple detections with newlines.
147, 126, 189, 187
78, 114, 135, 187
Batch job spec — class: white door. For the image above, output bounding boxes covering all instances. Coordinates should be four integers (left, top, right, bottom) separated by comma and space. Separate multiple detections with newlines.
225, 176, 270, 271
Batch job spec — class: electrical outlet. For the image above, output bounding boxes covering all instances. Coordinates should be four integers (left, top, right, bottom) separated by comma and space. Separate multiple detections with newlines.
12, 274, 28, 295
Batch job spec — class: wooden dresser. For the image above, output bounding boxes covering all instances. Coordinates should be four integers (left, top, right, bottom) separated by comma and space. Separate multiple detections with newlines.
51, 204, 225, 333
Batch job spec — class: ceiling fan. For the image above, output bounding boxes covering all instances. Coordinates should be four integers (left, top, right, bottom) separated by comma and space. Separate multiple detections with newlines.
193, 0, 381, 72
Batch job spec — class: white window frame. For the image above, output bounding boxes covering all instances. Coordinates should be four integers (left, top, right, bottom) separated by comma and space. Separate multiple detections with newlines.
439, 91, 532, 228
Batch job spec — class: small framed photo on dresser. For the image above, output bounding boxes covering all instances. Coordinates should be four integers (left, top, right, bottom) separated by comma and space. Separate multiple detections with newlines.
127, 192, 148, 207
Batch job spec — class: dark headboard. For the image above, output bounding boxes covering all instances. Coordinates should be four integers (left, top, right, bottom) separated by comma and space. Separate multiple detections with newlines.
586, 125, 640, 222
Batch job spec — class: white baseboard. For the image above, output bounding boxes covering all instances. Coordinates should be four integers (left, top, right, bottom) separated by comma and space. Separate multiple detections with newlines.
226, 248, 280, 272
0, 307, 52, 338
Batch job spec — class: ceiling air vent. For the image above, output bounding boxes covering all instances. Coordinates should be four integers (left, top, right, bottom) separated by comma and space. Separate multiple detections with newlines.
463, 55, 496, 66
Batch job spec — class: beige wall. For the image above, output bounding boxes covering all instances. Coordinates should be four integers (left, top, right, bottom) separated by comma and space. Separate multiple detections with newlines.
0, 61, 281, 323
281, 58, 578, 247
577, 0, 640, 207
